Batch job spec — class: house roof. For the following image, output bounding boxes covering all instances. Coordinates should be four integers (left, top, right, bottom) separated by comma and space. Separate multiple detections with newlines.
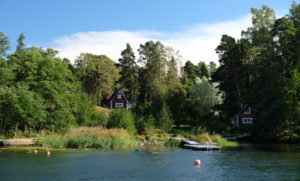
109, 89, 129, 103
231, 104, 253, 120
237, 104, 249, 114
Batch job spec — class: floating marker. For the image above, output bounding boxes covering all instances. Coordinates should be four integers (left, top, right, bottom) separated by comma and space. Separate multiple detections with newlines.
47, 150, 51, 157
194, 160, 201, 165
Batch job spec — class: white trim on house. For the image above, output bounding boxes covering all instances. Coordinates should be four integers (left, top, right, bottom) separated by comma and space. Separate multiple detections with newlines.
117, 94, 121, 99
115, 103, 124, 108
242, 118, 253, 124
244, 107, 251, 114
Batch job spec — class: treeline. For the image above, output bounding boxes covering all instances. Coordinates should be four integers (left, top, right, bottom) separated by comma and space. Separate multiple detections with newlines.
0, 32, 221, 136
0, 3, 299, 142
213, 4, 300, 141
0, 34, 103, 134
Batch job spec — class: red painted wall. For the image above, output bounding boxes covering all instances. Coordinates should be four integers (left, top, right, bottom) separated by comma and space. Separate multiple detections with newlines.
112, 100, 127, 108
111, 93, 128, 109
238, 107, 255, 127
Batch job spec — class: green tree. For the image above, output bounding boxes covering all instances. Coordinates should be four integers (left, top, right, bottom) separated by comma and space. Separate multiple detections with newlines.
183, 60, 198, 81
6, 47, 93, 132
158, 103, 174, 132
213, 35, 244, 118
138, 40, 167, 102
107, 109, 136, 134
165, 56, 186, 126
16, 33, 25, 52
75, 53, 119, 106
197, 61, 210, 78
0, 32, 10, 59
189, 77, 222, 126
118, 43, 139, 104
0, 85, 46, 134
209, 61, 217, 75
242, 5, 276, 47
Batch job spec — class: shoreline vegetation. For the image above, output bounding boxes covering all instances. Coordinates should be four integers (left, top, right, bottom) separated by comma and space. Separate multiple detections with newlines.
1, 126, 238, 150
41, 127, 139, 149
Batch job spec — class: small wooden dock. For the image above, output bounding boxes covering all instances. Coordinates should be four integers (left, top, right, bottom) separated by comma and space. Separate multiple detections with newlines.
0, 138, 36, 146
181, 138, 221, 150
183, 144, 221, 150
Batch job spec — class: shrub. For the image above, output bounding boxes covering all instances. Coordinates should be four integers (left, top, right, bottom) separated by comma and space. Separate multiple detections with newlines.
158, 103, 174, 132
135, 114, 155, 134
192, 133, 212, 143
107, 109, 136, 134
282, 133, 300, 143
85, 111, 108, 127
191, 133, 239, 147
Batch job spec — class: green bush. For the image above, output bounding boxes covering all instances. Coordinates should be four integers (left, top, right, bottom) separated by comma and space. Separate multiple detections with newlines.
282, 133, 300, 143
135, 114, 155, 134
158, 103, 174, 132
85, 111, 108, 127
107, 109, 136, 134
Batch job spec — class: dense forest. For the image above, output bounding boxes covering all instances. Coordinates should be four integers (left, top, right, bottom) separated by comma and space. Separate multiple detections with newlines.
0, 4, 299, 142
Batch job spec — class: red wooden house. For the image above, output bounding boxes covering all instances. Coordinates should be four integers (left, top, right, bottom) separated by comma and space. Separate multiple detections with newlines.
109, 89, 131, 110
233, 105, 255, 127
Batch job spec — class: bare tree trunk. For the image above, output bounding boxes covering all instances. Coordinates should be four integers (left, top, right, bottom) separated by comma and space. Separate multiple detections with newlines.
14, 122, 18, 137
130, 75, 134, 104
234, 74, 241, 97
0, 116, 2, 135
90, 91, 93, 102
98, 84, 101, 106
144, 84, 148, 103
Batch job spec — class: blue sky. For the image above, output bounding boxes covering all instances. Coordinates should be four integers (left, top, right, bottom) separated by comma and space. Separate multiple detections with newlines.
0, 0, 298, 64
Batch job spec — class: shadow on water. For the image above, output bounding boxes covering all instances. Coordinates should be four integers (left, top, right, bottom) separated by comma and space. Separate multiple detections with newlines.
236, 142, 300, 152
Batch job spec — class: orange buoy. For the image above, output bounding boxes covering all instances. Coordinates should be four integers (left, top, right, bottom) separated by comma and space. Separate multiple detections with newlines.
33, 150, 38, 154
47, 150, 51, 157
194, 160, 201, 165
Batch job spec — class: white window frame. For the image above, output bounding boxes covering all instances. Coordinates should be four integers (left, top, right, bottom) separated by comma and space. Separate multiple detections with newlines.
242, 118, 253, 124
115, 103, 123, 108
117, 94, 122, 99
244, 107, 251, 114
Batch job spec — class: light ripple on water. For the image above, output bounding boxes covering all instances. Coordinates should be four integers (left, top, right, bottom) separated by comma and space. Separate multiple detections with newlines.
0, 144, 299, 181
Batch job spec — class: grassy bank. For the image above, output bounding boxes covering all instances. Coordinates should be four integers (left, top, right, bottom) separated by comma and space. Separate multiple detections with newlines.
138, 126, 238, 148
40, 127, 139, 149
191, 133, 238, 147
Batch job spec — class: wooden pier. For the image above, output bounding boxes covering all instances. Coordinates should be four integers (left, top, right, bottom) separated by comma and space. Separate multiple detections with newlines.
0, 138, 36, 146
183, 144, 221, 150
181, 138, 221, 150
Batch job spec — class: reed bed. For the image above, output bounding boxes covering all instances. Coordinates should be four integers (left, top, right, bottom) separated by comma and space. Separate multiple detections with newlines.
42, 127, 139, 149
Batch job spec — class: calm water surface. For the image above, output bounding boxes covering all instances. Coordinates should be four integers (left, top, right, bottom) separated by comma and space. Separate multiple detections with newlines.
0, 144, 299, 181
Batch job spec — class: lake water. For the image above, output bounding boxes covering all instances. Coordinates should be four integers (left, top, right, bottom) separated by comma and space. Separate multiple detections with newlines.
0, 144, 299, 181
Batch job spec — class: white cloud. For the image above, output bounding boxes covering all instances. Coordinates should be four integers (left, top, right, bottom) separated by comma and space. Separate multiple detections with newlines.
52, 15, 252, 65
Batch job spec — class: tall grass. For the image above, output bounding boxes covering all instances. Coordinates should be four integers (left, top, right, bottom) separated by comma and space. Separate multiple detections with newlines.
192, 133, 239, 147
43, 127, 139, 149
211, 134, 239, 147
164, 139, 182, 147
